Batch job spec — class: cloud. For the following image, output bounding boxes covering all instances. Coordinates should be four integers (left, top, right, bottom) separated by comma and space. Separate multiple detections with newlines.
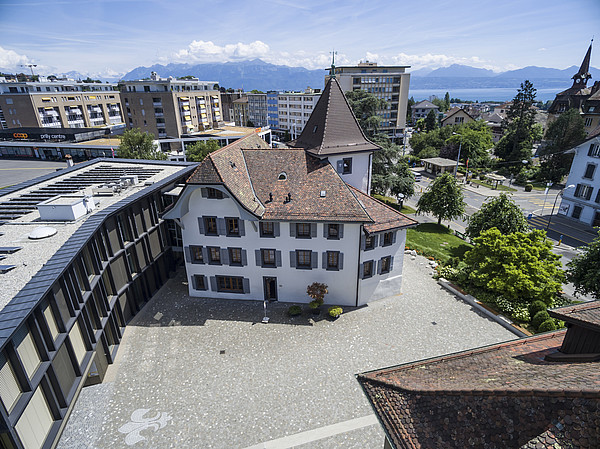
364, 51, 506, 72
173, 40, 270, 63
0, 46, 31, 71
170, 40, 352, 70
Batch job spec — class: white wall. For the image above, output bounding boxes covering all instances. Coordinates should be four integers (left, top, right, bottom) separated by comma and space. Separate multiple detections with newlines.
357, 229, 407, 306
179, 185, 362, 306
559, 136, 600, 226
328, 153, 372, 194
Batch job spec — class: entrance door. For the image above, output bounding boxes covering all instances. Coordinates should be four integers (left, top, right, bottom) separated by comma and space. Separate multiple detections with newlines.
263, 277, 278, 301
594, 211, 600, 228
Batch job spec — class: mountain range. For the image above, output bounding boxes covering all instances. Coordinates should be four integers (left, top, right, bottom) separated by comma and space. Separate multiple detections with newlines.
68, 59, 600, 92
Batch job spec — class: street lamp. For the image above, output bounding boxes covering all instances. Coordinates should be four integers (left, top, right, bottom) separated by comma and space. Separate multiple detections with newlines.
545, 184, 575, 232
452, 132, 462, 179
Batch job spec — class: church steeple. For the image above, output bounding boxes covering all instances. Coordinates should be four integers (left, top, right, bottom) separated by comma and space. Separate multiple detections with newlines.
572, 40, 593, 88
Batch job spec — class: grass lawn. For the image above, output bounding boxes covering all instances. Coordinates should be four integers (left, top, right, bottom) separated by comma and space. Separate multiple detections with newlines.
406, 223, 473, 263
401, 205, 416, 214
470, 179, 516, 192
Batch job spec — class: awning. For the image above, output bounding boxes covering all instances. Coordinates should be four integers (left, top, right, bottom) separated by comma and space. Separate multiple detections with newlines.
180, 96, 189, 100
41, 97, 51, 101
182, 105, 190, 110
88, 96, 96, 99
44, 107, 54, 110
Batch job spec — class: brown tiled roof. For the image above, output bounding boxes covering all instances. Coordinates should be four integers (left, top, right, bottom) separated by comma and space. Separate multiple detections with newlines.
357, 331, 600, 449
290, 77, 381, 156
442, 106, 474, 123
187, 133, 269, 216
348, 186, 417, 233
549, 301, 600, 331
242, 148, 372, 222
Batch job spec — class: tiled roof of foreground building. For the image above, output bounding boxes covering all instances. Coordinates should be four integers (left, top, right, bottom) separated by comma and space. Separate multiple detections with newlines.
357, 301, 600, 449
186, 133, 416, 229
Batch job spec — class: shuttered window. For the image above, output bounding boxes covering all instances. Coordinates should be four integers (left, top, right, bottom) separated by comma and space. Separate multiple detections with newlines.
15, 387, 54, 449
15, 327, 41, 380
0, 353, 21, 412
69, 321, 87, 366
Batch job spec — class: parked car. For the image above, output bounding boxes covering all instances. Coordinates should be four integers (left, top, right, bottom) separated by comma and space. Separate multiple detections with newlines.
411, 170, 422, 181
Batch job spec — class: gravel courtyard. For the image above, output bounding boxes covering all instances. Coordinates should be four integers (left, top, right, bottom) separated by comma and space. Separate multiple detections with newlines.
58, 255, 515, 449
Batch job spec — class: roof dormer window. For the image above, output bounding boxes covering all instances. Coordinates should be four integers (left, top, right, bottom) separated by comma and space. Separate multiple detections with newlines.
278, 172, 287, 181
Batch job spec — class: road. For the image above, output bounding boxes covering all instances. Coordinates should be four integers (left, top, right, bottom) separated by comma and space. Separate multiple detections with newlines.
0, 159, 66, 189
405, 170, 596, 301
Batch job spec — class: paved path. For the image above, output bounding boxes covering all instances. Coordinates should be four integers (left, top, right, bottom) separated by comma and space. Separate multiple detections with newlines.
58, 256, 515, 449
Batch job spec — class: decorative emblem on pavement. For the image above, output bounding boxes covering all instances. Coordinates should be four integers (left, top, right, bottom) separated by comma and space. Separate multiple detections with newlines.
118, 408, 172, 445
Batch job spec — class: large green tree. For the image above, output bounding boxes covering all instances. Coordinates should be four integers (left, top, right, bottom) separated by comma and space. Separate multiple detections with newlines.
118, 129, 166, 160
371, 141, 415, 198
417, 172, 465, 225
465, 193, 529, 239
538, 108, 587, 183
567, 230, 600, 300
345, 90, 388, 138
442, 121, 493, 167
494, 80, 538, 170
463, 228, 565, 307
424, 109, 438, 131
186, 139, 220, 162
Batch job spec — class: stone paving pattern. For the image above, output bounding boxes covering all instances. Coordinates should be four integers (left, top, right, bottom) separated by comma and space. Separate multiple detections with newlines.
58, 255, 515, 448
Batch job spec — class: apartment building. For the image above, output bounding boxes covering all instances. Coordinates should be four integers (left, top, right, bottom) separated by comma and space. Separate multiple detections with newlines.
0, 159, 195, 449
0, 79, 123, 130
247, 93, 268, 127
329, 62, 411, 141
277, 88, 321, 139
219, 91, 245, 123
232, 97, 249, 126
121, 72, 222, 145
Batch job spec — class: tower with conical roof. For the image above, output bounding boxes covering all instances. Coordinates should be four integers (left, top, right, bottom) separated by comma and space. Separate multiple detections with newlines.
289, 57, 381, 194
549, 41, 595, 116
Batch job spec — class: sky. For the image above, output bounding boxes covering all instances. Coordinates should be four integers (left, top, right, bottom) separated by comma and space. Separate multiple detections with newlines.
0, 0, 599, 78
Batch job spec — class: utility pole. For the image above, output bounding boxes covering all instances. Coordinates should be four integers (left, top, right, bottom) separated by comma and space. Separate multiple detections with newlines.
20, 64, 38, 77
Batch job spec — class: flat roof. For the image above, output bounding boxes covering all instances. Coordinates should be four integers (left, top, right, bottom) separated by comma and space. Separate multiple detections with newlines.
0, 159, 195, 324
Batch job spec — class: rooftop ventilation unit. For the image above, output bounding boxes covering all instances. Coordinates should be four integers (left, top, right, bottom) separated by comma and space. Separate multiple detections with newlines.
37, 195, 95, 221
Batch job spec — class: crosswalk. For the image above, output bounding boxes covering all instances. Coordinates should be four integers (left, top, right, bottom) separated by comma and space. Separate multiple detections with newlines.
528, 215, 550, 228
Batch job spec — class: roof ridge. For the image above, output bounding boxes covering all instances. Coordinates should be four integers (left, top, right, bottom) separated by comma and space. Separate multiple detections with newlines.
361, 331, 564, 379
347, 184, 412, 222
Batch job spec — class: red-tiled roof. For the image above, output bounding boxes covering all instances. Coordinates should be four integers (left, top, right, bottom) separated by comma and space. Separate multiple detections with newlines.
290, 77, 381, 156
242, 148, 372, 222
357, 331, 600, 448
549, 301, 600, 331
348, 186, 417, 233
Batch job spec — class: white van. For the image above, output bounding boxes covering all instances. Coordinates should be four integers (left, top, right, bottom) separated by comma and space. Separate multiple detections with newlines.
411, 170, 422, 181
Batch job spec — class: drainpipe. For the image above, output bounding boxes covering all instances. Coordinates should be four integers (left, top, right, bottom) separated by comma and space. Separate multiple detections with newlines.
356, 226, 363, 307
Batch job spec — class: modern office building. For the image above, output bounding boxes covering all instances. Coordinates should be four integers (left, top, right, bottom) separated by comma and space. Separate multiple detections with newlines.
121, 72, 222, 145
267, 91, 278, 130
247, 93, 268, 127
0, 127, 119, 160
329, 62, 411, 141
0, 79, 124, 131
277, 88, 321, 139
0, 158, 195, 449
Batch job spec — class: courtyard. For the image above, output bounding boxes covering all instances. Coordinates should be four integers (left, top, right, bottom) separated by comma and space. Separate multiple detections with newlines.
58, 255, 515, 448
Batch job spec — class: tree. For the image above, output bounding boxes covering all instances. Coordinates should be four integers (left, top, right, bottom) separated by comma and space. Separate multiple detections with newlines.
431, 97, 448, 113
444, 92, 451, 110
465, 193, 529, 239
406, 96, 415, 123
371, 143, 415, 198
424, 109, 438, 131
538, 108, 586, 183
443, 121, 493, 167
417, 173, 465, 225
567, 230, 600, 299
186, 139, 220, 162
463, 228, 565, 307
307, 282, 328, 306
118, 129, 166, 160
494, 80, 538, 170
345, 90, 388, 138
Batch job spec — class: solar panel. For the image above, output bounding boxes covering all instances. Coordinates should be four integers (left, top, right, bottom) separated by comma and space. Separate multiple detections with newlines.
0, 265, 16, 274
0, 247, 21, 254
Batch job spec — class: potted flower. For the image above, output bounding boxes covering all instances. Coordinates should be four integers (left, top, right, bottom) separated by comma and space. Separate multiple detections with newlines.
328, 306, 343, 321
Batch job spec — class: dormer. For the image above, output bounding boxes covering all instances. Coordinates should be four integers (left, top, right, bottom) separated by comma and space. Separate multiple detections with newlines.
546, 301, 600, 362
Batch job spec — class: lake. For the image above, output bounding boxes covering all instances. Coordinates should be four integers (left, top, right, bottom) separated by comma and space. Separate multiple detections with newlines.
408, 87, 567, 103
